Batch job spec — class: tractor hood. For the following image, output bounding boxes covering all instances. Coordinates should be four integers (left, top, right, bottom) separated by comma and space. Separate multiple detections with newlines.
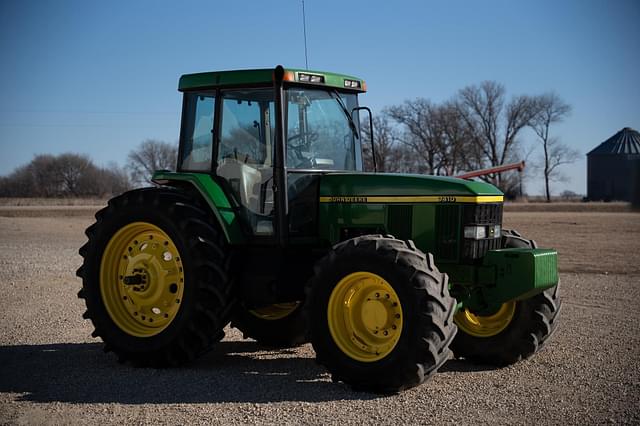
318, 173, 503, 203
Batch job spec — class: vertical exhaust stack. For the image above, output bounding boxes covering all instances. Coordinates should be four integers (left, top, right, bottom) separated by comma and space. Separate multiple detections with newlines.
273, 65, 288, 245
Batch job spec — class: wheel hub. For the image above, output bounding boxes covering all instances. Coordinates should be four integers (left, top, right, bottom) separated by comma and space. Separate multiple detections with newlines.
454, 301, 516, 338
328, 271, 403, 362
361, 298, 388, 331
100, 222, 185, 337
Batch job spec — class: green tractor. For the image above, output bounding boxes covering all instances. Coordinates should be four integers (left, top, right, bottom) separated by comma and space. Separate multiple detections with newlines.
77, 66, 561, 393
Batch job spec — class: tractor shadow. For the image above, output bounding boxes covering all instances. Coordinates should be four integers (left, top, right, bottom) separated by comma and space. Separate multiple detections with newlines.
438, 358, 502, 373
0, 341, 379, 404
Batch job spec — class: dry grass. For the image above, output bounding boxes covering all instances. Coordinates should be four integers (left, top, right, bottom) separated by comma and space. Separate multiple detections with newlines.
504, 201, 632, 212
504, 211, 640, 274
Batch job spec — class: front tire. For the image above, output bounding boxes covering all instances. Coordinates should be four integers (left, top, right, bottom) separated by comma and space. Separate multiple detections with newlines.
77, 188, 235, 366
307, 235, 457, 393
451, 229, 562, 365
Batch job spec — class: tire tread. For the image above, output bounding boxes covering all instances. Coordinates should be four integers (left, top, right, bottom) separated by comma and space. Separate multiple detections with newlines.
77, 187, 234, 367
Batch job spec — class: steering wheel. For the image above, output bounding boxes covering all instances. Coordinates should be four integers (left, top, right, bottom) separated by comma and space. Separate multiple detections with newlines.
286, 133, 306, 158
286, 132, 319, 168
285, 135, 308, 168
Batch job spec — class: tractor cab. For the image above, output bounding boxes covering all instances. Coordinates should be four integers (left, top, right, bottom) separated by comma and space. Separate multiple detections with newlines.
175, 66, 366, 239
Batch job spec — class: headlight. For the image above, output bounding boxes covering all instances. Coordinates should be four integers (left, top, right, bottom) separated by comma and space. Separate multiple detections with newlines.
464, 226, 486, 239
464, 225, 501, 239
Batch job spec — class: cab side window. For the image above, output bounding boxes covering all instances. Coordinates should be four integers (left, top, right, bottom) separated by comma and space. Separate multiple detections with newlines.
180, 93, 215, 171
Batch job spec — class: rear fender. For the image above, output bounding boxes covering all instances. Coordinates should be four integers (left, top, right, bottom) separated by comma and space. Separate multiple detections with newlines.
152, 171, 245, 244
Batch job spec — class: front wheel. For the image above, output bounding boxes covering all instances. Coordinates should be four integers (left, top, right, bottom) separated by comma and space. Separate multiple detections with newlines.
451, 229, 562, 365
307, 235, 457, 393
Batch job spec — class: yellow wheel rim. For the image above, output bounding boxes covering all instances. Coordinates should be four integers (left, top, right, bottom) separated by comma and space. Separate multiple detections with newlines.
328, 271, 403, 362
249, 302, 300, 321
454, 301, 516, 338
100, 222, 185, 337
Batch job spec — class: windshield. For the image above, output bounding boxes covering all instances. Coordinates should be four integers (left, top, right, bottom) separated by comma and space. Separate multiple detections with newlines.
285, 87, 361, 171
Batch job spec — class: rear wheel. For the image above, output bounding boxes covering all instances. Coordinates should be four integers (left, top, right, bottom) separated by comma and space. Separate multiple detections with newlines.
451, 229, 561, 365
231, 301, 307, 347
77, 188, 235, 366
307, 235, 457, 393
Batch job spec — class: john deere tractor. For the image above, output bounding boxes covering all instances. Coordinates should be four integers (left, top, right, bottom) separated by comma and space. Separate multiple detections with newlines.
77, 66, 561, 393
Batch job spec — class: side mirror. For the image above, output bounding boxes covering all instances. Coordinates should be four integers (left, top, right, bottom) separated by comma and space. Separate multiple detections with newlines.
351, 106, 376, 172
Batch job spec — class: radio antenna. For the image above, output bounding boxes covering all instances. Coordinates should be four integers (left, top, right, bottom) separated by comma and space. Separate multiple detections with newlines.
302, 0, 309, 69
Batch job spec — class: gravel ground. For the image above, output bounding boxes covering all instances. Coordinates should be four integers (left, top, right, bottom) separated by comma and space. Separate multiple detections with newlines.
1, 213, 639, 425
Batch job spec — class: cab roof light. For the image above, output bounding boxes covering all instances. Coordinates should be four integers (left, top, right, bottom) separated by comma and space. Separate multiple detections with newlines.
344, 79, 362, 89
298, 72, 325, 83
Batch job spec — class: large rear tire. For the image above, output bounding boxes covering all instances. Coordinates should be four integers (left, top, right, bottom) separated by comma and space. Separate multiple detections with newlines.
451, 229, 562, 365
307, 235, 457, 393
77, 187, 235, 366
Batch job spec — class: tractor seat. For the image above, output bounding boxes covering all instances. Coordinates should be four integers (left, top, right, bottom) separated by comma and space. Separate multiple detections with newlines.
217, 158, 264, 212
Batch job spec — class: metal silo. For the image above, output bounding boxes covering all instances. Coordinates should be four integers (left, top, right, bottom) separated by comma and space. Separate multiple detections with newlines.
587, 127, 640, 201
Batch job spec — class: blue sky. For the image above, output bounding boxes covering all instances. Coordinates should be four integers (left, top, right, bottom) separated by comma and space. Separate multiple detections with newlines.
1, 0, 638, 195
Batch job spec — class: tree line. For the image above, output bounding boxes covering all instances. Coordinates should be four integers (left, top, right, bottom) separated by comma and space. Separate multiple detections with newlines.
362, 81, 577, 201
0, 140, 176, 198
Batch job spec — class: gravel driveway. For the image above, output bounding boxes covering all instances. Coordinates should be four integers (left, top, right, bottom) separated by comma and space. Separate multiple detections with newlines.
0, 213, 638, 425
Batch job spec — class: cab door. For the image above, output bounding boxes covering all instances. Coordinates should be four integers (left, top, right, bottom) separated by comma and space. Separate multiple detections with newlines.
215, 88, 277, 236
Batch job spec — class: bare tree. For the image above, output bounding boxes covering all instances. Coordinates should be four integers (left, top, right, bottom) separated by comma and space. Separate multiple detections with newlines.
103, 162, 132, 195
127, 139, 177, 186
530, 93, 576, 201
79, 162, 131, 197
537, 137, 579, 200
386, 99, 440, 174
386, 99, 471, 175
362, 116, 404, 172
455, 81, 539, 188
434, 102, 474, 176
57, 153, 93, 196
0, 164, 34, 197
27, 154, 61, 197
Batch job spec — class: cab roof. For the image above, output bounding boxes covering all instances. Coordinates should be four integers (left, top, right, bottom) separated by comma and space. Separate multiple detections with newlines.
178, 66, 367, 93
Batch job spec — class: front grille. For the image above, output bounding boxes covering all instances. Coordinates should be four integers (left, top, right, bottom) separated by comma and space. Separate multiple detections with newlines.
387, 205, 413, 240
463, 203, 503, 225
462, 237, 502, 259
461, 203, 503, 261
436, 205, 461, 261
